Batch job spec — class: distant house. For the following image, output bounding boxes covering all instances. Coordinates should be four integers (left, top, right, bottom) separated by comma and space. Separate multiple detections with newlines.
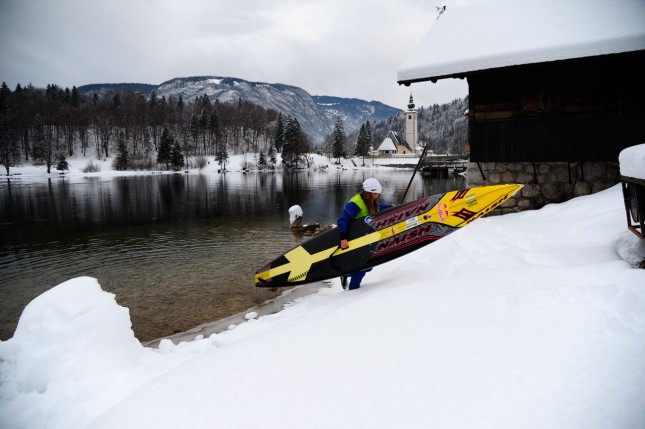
397, 0, 645, 210
376, 131, 414, 156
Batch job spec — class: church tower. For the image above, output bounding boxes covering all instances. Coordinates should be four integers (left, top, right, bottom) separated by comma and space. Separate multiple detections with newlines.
404, 93, 418, 151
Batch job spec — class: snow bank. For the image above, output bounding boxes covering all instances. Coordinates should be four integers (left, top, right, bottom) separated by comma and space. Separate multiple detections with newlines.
1, 186, 644, 429
3, 153, 416, 180
0, 277, 144, 428
288, 205, 303, 223
619, 143, 645, 180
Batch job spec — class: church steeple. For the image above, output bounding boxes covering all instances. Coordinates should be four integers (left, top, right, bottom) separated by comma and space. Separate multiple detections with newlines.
407, 93, 415, 110
404, 93, 418, 151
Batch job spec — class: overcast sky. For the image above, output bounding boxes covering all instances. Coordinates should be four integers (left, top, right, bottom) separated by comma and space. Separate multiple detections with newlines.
0, 0, 468, 108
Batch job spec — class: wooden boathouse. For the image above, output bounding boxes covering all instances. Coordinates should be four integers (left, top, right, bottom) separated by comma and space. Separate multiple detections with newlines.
397, 0, 645, 211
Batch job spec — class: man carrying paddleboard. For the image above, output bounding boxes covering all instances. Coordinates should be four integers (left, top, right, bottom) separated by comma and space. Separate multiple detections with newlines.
337, 178, 390, 290
255, 183, 523, 288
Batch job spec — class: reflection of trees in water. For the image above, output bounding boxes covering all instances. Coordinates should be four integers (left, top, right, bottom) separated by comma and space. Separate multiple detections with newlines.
0, 171, 468, 342
0, 172, 466, 243
158, 175, 187, 218
281, 171, 311, 215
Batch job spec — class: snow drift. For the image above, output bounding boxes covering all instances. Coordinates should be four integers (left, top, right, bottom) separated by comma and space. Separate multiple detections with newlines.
1, 185, 645, 429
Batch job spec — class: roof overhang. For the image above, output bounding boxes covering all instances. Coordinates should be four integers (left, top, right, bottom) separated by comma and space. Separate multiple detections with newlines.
397, 0, 645, 86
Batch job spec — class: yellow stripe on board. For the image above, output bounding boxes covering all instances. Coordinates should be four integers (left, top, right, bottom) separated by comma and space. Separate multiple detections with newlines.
255, 184, 523, 285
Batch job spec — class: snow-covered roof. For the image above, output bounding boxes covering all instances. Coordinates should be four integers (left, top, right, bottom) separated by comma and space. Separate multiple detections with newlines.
619, 143, 645, 181
397, 0, 645, 84
377, 137, 397, 151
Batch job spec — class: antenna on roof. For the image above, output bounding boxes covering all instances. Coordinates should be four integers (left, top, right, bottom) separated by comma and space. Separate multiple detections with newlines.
436, 6, 446, 20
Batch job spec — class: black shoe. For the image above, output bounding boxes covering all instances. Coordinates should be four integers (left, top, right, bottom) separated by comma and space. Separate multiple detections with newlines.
340, 275, 348, 290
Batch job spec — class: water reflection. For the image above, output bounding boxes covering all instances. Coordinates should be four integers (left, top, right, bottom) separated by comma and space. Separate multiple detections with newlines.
0, 170, 465, 341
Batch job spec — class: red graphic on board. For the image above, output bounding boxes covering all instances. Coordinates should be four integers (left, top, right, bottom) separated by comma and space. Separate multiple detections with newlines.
437, 203, 449, 222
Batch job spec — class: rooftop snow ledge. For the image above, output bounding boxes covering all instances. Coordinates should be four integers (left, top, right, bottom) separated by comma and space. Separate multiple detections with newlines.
397, 0, 645, 84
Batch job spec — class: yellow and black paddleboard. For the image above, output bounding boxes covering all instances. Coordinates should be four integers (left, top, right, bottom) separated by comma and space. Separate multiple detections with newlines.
255, 184, 523, 287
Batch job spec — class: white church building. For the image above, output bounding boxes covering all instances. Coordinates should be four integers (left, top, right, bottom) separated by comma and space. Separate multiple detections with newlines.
375, 94, 418, 156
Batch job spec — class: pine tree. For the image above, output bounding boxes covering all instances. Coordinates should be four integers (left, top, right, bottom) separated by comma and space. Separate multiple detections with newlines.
365, 120, 372, 149
273, 112, 285, 152
157, 125, 173, 169
268, 143, 277, 166
215, 137, 228, 171
31, 113, 53, 173
355, 123, 370, 165
149, 91, 158, 111
189, 114, 199, 153
258, 152, 267, 169
170, 140, 184, 171
71, 86, 80, 108
208, 110, 221, 154
282, 116, 308, 169
114, 131, 129, 170
331, 117, 346, 163
176, 95, 185, 115
0, 107, 20, 175
199, 109, 209, 152
0, 82, 10, 109
56, 153, 70, 172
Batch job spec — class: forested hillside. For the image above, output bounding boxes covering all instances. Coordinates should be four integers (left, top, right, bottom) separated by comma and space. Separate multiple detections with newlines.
0, 82, 305, 173
0, 81, 469, 175
80, 76, 401, 144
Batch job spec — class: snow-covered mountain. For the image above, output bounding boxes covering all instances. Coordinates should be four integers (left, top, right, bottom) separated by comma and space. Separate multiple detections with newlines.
81, 76, 402, 143
156, 76, 401, 143
312, 95, 400, 138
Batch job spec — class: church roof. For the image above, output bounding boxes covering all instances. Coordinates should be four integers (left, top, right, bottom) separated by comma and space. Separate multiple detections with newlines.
377, 137, 397, 151
377, 131, 414, 152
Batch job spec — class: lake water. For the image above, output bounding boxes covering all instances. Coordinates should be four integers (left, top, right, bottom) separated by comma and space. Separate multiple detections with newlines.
0, 170, 465, 341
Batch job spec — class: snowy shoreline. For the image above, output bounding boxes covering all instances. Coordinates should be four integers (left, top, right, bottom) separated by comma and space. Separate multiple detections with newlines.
143, 280, 333, 349
1, 152, 422, 180
1, 184, 645, 429
2, 146, 644, 428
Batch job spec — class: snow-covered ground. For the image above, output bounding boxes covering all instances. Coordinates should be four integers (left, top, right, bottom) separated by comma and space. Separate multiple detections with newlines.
1, 180, 644, 428
620, 143, 645, 180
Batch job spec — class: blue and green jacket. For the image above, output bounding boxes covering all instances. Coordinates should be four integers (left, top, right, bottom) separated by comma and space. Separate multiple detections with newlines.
337, 193, 389, 240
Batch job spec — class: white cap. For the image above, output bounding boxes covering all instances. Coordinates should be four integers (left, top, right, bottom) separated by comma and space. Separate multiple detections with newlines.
363, 178, 382, 194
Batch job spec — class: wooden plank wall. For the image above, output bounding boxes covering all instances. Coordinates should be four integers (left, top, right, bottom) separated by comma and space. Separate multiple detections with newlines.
468, 51, 645, 163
